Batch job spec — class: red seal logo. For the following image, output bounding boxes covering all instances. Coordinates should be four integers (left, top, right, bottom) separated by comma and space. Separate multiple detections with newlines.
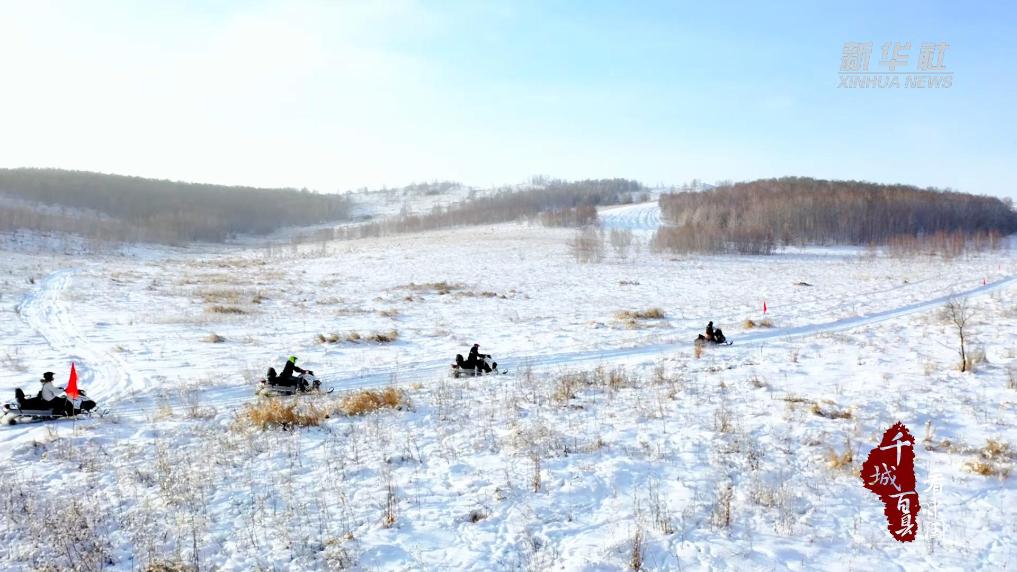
861, 422, 921, 542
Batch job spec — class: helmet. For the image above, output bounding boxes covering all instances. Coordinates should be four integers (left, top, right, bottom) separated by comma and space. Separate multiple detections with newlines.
42, 372, 54, 381
288, 356, 298, 363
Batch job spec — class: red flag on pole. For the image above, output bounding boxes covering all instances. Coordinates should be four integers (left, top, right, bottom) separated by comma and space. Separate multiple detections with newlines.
763, 301, 768, 314
66, 362, 79, 400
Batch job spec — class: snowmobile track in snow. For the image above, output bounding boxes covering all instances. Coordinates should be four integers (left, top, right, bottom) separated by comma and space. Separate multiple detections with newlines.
16, 269, 137, 404
598, 201, 663, 233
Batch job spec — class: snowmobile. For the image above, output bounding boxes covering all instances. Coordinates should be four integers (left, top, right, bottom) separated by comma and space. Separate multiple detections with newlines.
2, 388, 101, 425
256, 370, 331, 396
450, 354, 504, 378
695, 333, 732, 346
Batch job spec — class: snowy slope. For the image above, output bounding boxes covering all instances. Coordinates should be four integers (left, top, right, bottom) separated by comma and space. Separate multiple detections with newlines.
599, 201, 664, 235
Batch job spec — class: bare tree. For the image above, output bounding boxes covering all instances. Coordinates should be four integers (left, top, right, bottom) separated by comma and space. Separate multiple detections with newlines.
0, 168, 354, 244
569, 226, 605, 263
610, 228, 634, 259
654, 177, 1017, 255
943, 297, 974, 372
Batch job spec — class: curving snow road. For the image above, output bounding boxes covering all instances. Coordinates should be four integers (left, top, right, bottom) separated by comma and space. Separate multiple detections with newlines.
315, 272, 1017, 389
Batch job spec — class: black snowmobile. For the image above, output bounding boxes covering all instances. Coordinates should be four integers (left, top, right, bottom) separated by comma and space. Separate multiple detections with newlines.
2, 388, 100, 425
450, 353, 503, 378
695, 331, 732, 346
256, 369, 329, 396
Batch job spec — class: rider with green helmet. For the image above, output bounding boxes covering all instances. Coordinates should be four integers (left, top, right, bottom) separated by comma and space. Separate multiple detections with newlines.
279, 355, 307, 387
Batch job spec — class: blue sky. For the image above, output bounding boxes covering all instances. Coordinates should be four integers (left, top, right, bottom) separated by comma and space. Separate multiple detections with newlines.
1, 1, 1014, 199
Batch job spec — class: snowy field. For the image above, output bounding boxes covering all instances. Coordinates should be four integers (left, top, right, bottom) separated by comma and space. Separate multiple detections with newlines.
1, 206, 1016, 570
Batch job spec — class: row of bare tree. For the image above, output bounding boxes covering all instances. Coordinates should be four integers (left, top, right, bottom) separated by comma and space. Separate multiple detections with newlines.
335, 178, 643, 239
654, 177, 1017, 254
0, 168, 353, 244
540, 205, 599, 227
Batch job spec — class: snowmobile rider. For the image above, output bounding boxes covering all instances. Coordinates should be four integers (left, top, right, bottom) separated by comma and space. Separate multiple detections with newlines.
279, 356, 307, 386
697, 322, 726, 344
16, 372, 73, 414
465, 343, 494, 373
265, 367, 279, 385
39, 372, 64, 401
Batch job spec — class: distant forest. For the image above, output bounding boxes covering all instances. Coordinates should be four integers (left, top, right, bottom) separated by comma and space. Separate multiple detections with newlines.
0, 168, 352, 244
334, 178, 645, 239
653, 177, 1017, 255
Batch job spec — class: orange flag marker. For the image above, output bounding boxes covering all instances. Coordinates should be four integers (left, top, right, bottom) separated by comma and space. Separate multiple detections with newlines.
66, 362, 79, 400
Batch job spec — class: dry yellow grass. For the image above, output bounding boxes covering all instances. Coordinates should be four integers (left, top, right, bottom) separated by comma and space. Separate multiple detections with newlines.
243, 400, 328, 430
553, 375, 580, 403
203, 333, 226, 343
742, 318, 774, 329
615, 308, 665, 321
810, 402, 853, 420
339, 388, 407, 416
456, 289, 504, 299
206, 305, 247, 315
369, 329, 400, 343
964, 460, 1012, 478
982, 439, 1015, 461
928, 438, 1014, 478
401, 281, 463, 295
629, 528, 644, 571
550, 367, 634, 403
317, 330, 399, 344
197, 288, 245, 304
145, 561, 194, 572
586, 366, 635, 389
826, 441, 854, 471
178, 273, 242, 286
317, 332, 341, 344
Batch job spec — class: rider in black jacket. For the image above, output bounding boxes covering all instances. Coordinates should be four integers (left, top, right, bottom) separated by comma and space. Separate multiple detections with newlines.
279, 356, 307, 386
467, 344, 493, 373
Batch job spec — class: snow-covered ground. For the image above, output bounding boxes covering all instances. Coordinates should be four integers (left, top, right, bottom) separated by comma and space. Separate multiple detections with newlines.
1, 220, 1015, 570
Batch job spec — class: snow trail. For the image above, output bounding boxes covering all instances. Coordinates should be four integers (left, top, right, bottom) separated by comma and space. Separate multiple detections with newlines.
325, 273, 1017, 384
15, 269, 137, 403
107, 272, 1017, 419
